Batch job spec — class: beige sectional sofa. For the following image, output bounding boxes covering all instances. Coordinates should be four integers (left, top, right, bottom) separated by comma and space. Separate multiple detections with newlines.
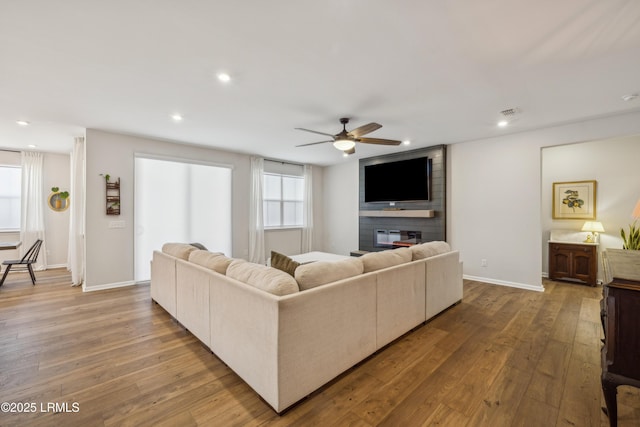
150, 242, 463, 413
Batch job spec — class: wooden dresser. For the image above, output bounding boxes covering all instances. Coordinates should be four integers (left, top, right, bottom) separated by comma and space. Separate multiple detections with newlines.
601, 278, 640, 426
548, 241, 598, 286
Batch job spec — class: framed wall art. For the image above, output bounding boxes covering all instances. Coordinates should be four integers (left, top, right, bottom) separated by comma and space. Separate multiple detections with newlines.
552, 180, 596, 220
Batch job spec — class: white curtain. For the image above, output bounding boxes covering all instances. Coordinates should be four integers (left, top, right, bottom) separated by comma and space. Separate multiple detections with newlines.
68, 137, 85, 286
301, 164, 313, 253
20, 151, 47, 270
248, 157, 265, 264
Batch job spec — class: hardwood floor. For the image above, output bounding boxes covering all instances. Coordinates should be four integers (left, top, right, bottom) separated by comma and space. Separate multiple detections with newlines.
1, 269, 639, 426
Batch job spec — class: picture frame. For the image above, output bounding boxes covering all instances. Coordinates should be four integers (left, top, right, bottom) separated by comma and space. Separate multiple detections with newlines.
552, 180, 596, 220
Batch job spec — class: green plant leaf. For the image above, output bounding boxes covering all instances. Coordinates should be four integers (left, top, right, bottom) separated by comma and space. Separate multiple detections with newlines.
621, 221, 640, 250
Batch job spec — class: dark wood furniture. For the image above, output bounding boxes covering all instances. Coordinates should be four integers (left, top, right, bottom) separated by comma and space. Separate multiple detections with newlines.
350, 250, 369, 257
548, 241, 598, 286
0, 239, 42, 287
105, 178, 121, 215
601, 278, 640, 427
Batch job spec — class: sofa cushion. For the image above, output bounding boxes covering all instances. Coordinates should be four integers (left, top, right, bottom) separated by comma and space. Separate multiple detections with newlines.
411, 241, 451, 260
270, 251, 300, 277
188, 250, 233, 275
361, 247, 412, 273
162, 243, 198, 260
294, 258, 364, 291
227, 260, 299, 296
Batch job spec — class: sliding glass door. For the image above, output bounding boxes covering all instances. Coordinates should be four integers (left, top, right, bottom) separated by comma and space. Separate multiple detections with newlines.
134, 155, 232, 282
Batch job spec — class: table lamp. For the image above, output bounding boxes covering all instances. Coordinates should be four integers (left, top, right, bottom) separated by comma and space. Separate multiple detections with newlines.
582, 221, 604, 243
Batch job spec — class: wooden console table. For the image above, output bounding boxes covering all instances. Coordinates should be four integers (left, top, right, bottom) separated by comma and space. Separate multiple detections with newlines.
601, 278, 640, 426
548, 241, 598, 286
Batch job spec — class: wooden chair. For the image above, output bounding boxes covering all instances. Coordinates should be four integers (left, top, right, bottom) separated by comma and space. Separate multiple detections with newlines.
0, 239, 43, 287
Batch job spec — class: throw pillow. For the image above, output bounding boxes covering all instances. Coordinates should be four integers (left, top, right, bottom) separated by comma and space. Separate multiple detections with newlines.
270, 251, 300, 277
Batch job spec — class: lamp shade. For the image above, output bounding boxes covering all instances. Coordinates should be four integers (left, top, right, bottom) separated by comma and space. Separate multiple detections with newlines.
633, 199, 640, 219
333, 139, 355, 151
581, 221, 605, 233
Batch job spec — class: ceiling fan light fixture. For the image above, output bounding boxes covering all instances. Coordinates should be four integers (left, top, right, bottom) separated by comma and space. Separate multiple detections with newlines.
333, 139, 355, 151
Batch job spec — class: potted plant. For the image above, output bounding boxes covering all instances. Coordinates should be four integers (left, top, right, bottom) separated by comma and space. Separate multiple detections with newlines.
621, 221, 640, 250
100, 173, 121, 215
51, 186, 70, 209
604, 220, 640, 282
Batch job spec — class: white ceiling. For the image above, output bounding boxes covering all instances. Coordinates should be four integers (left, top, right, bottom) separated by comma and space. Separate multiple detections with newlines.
1, 1, 640, 166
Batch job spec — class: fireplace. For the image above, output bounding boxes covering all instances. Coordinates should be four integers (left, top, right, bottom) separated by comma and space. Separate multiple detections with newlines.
375, 229, 422, 248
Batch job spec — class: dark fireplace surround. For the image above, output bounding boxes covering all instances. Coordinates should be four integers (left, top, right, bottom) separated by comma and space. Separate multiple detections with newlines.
358, 145, 446, 253
374, 229, 422, 248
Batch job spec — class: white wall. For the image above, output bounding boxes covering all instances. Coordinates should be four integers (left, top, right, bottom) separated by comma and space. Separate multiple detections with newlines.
323, 110, 640, 291
322, 160, 359, 256
84, 129, 325, 290
43, 152, 70, 267
450, 137, 543, 290
541, 135, 640, 280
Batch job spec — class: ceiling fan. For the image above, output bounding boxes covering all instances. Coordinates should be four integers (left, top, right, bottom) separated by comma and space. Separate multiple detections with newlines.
295, 117, 401, 155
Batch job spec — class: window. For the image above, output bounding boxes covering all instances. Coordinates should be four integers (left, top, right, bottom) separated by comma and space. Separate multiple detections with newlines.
263, 172, 304, 228
134, 156, 232, 282
0, 165, 21, 231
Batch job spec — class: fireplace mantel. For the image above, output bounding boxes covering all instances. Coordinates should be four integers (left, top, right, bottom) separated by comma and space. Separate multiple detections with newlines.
359, 210, 435, 218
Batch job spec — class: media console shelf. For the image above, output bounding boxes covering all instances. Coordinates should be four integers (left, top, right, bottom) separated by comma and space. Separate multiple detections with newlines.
359, 210, 435, 218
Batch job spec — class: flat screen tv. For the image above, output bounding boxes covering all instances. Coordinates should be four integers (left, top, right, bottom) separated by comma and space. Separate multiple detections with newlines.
364, 156, 430, 203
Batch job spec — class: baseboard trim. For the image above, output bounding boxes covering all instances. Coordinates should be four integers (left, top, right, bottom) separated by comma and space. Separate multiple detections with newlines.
46, 263, 68, 270
463, 275, 545, 292
83, 280, 137, 292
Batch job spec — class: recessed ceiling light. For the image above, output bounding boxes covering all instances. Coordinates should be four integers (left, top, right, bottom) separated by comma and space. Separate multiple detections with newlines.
217, 72, 231, 83
16, 120, 30, 126
170, 114, 183, 122
622, 93, 638, 102
27, 144, 37, 148
402, 140, 411, 146
497, 120, 509, 127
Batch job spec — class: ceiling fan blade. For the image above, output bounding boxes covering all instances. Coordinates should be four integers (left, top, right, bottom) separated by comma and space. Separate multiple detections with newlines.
295, 128, 336, 138
349, 122, 382, 138
358, 137, 402, 146
296, 140, 333, 147
344, 147, 356, 155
